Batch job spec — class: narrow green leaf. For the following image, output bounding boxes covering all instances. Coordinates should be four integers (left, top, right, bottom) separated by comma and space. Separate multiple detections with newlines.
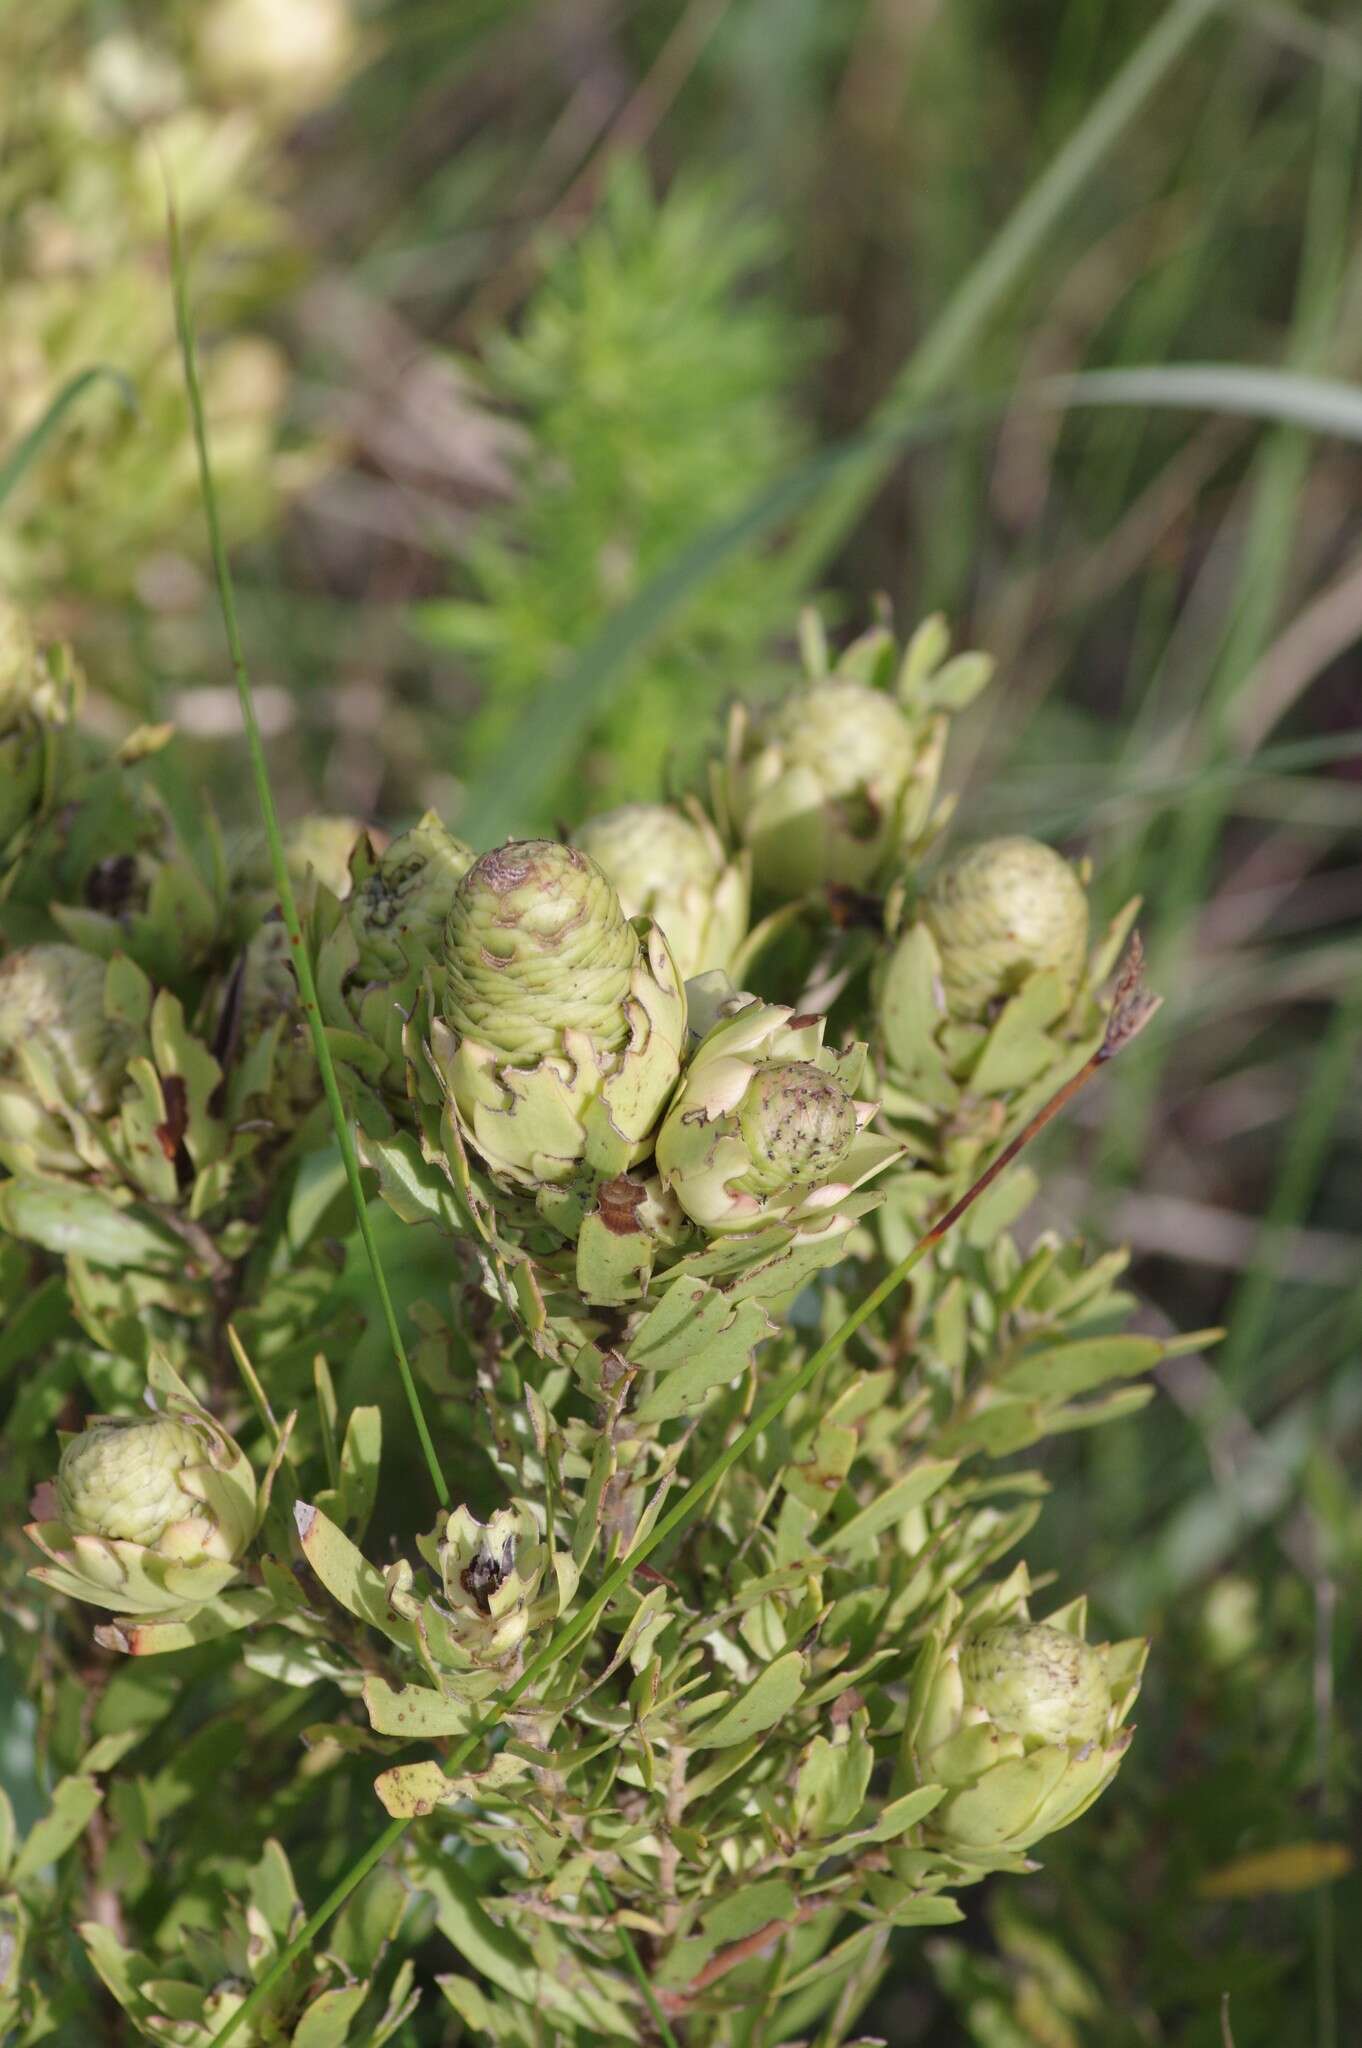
0, 366, 136, 509
12, 1777, 101, 1885
167, 196, 447, 1511
826, 1460, 958, 1555
689, 1651, 806, 1749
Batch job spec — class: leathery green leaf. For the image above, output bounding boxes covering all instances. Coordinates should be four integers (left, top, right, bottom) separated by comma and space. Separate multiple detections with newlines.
688, 1651, 806, 1749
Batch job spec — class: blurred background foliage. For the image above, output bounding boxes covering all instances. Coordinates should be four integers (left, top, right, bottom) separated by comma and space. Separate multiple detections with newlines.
3, 0, 1362, 2042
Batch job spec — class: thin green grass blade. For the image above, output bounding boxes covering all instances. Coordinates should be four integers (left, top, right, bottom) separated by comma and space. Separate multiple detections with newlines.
166, 197, 448, 1512
780, 0, 1226, 589
465, 361, 1362, 843
0, 367, 137, 510
1101, 62, 1360, 1182
594, 1871, 681, 2048
1216, 966, 1362, 1390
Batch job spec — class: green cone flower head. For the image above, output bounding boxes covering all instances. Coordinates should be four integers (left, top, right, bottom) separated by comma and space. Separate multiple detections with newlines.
722, 677, 928, 902
905, 1586, 1147, 1861
433, 840, 686, 1191
348, 812, 475, 982
58, 1417, 217, 1551
28, 1368, 258, 1621
416, 1503, 546, 1670
573, 800, 748, 983
0, 945, 133, 1175
0, 599, 70, 849
921, 837, 1089, 1020
654, 981, 901, 1235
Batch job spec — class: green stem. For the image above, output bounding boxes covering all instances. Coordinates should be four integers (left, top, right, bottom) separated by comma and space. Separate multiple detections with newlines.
168, 197, 449, 1513
594, 1871, 680, 2048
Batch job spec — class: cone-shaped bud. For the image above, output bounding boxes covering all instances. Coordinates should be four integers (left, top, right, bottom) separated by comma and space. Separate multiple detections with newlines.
443, 841, 637, 1061
921, 837, 1089, 1019
28, 1370, 258, 1620
655, 991, 900, 1235
736, 1060, 859, 1196
906, 1596, 1146, 1860
724, 680, 923, 901
349, 812, 474, 982
59, 1417, 221, 1551
432, 841, 686, 1191
573, 802, 748, 983
959, 1625, 1111, 1749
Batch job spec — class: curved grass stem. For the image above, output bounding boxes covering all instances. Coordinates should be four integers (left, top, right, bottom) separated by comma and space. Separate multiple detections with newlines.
168, 193, 449, 1514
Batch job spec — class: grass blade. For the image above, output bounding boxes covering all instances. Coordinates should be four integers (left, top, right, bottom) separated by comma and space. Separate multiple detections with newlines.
167, 196, 449, 1513
780, 0, 1226, 588
466, 360, 1362, 842
0, 367, 137, 510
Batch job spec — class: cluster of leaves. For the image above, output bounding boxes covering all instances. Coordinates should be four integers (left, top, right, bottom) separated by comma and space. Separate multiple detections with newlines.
419, 160, 814, 821
0, 587, 1210, 2045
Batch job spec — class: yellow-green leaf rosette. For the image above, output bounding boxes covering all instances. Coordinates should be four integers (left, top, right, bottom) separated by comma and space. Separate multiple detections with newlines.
722, 677, 927, 902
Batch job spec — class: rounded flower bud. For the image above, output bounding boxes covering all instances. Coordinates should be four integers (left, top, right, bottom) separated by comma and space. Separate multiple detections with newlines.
431, 840, 687, 1193
0, 946, 124, 1111
736, 1059, 858, 1196
959, 1624, 1110, 1750
28, 1369, 260, 1622
443, 841, 638, 1064
907, 1600, 1147, 1861
349, 812, 474, 982
573, 803, 748, 983
58, 1416, 211, 1552
921, 837, 1089, 1019
725, 680, 923, 901
655, 994, 899, 1237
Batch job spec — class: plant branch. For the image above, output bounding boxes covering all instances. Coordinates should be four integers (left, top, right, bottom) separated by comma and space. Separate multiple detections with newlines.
207, 936, 1158, 2047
